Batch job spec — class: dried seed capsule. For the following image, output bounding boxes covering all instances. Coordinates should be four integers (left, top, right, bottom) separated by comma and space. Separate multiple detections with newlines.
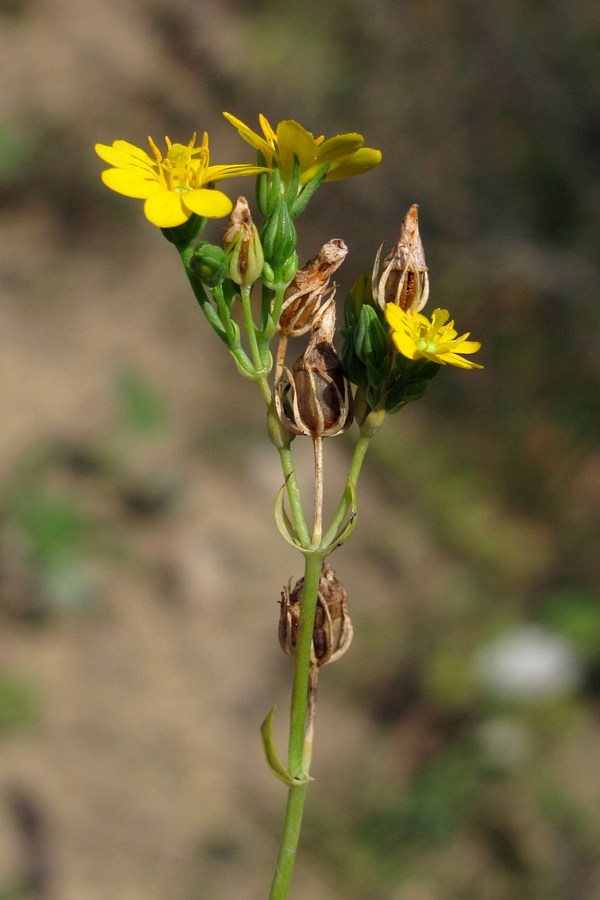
279, 565, 353, 666
278, 239, 348, 336
372, 204, 429, 312
275, 303, 353, 437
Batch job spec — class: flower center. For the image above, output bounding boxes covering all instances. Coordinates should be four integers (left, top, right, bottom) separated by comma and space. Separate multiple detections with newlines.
162, 142, 208, 191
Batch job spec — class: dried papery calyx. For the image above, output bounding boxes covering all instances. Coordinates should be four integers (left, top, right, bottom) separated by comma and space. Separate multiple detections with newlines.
278, 239, 348, 337
279, 565, 353, 666
275, 303, 353, 437
223, 196, 264, 286
372, 204, 429, 312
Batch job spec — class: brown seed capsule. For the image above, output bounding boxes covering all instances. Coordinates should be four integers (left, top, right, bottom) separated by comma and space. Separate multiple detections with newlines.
372, 204, 429, 312
275, 303, 353, 437
279, 565, 353, 666
278, 239, 348, 336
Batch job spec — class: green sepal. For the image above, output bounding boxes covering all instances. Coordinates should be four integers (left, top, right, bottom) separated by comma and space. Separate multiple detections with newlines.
255, 151, 271, 216
290, 163, 330, 218
161, 214, 206, 248
384, 358, 441, 413
284, 155, 301, 210
257, 161, 284, 217
393, 354, 440, 382
262, 262, 276, 289
385, 379, 429, 413
355, 305, 389, 365
260, 707, 310, 786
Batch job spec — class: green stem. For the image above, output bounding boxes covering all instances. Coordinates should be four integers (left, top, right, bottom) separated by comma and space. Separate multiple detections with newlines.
240, 284, 264, 374
320, 432, 372, 548
277, 445, 311, 547
238, 283, 274, 405
269, 552, 323, 900
287, 553, 322, 772
269, 783, 309, 900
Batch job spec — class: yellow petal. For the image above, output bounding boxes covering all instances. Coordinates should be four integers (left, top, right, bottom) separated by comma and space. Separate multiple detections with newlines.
203, 163, 269, 184
453, 340, 481, 354
440, 352, 484, 369
223, 112, 273, 159
259, 113, 277, 143
101, 168, 160, 199
95, 141, 155, 170
182, 188, 233, 219
276, 120, 318, 180
385, 303, 407, 330
144, 190, 190, 227
391, 331, 420, 360
316, 133, 364, 165
325, 147, 382, 181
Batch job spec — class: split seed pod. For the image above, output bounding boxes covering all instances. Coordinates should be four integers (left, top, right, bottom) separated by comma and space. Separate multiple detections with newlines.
279, 565, 353, 666
372, 204, 429, 312
278, 239, 348, 336
275, 302, 353, 437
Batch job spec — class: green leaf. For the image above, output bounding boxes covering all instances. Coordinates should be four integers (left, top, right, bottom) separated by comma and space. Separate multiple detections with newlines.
260, 707, 305, 786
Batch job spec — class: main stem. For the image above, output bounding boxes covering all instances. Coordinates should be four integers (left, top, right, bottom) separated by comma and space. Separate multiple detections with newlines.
269, 551, 323, 900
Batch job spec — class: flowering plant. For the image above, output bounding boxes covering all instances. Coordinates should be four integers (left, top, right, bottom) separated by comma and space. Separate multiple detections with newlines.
96, 112, 482, 899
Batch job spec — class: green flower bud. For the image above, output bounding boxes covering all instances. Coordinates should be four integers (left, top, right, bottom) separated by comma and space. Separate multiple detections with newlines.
223, 197, 264, 287
342, 285, 391, 397
190, 242, 229, 288
261, 198, 297, 270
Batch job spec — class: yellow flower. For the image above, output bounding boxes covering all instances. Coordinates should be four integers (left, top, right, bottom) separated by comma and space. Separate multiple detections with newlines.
95, 132, 267, 228
385, 303, 483, 370
223, 112, 381, 187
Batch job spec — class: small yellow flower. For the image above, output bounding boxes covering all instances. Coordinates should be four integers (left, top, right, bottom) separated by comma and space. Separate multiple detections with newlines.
95, 132, 267, 228
223, 112, 381, 187
385, 303, 483, 370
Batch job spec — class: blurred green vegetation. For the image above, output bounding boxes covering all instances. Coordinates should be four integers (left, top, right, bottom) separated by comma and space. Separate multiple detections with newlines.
0, 678, 38, 733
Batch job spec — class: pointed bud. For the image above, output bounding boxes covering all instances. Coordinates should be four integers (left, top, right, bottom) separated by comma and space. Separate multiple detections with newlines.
279, 565, 353, 666
261, 197, 297, 270
223, 197, 264, 286
275, 303, 353, 437
278, 239, 348, 336
372, 204, 429, 312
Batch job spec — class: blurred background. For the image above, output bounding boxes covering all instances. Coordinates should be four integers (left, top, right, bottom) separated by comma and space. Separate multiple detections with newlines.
1, 0, 599, 897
